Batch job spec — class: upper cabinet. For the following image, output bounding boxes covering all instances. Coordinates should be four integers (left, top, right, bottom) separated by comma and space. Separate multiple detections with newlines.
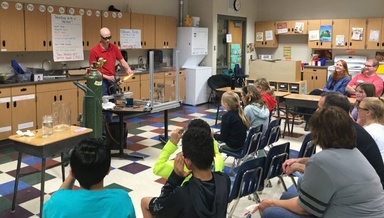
307, 19, 332, 49
254, 21, 278, 48
275, 20, 307, 35
25, 4, 66, 51
366, 18, 384, 50
0, 2, 25, 51
84, 9, 102, 50
66, 7, 86, 49
101, 11, 131, 47
155, 15, 177, 49
332, 18, 366, 49
131, 13, 155, 49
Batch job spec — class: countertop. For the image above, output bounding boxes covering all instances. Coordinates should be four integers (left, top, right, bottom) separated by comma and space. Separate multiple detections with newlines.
0, 67, 180, 88
303, 65, 329, 69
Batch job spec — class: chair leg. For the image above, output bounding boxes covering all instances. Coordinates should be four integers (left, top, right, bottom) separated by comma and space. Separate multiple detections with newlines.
227, 198, 240, 218
290, 175, 298, 190
215, 104, 220, 125
279, 175, 288, 191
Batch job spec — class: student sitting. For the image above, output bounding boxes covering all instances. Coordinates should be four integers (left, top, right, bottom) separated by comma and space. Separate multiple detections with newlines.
43, 138, 136, 218
214, 91, 250, 151
254, 77, 277, 114
152, 118, 224, 182
241, 85, 269, 135
141, 128, 230, 218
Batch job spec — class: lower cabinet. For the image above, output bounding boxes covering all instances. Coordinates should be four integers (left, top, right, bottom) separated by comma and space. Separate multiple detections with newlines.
0, 87, 12, 140
11, 85, 37, 134
36, 82, 78, 128
303, 68, 327, 91
121, 74, 141, 99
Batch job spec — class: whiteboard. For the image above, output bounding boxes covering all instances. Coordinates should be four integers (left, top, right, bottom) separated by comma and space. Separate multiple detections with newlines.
120, 29, 142, 49
51, 14, 84, 62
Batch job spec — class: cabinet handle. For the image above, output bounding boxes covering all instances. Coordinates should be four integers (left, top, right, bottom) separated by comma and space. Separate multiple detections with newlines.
382, 42, 384, 47
320, 42, 323, 46
49, 41, 52, 47
54, 96, 57, 101
60, 95, 63, 101
315, 76, 318, 80
311, 76, 313, 80
313, 69, 317, 72
265, 41, 267, 45
141, 41, 143, 46
87, 41, 89, 46
82, 41, 84, 46
118, 41, 120, 46
144, 41, 147, 46
2, 40, 5, 47
7, 102, 10, 108
128, 86, 131, 91
350, 42, 352, 46
43, 41, 46, 47
316, 42, 318, 46
13, 101, 16, 107
167, 41, 169, 46
377, 42, 380, 47
163, 41, 166, 46
345, 42, 348, 46
20, 88, 27, 92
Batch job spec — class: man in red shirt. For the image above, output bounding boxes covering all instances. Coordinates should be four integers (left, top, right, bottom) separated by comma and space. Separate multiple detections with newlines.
89, 27, 133, 97
346, 59, 383, 97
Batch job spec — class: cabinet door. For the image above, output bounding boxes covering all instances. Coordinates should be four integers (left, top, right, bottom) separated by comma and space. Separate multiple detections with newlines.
11, 86, 36, 133
164, 71, 174, 102
0, 2, 25, 51
47, 6, 66, 51
101, 11, 118, 45
348, 18, 366, 49
140, 73, 150, 100
303, 70, 315, 92
143, 14, 155, 49
58, 89, 78, 125
116, 12, 130, 47
84, 9, 101, 50
36, 91, 56, 128
131, 13, 144, 49
276, 20, 306, 34
166, 16, 177, 48
314, 69, 327, 89
25, 3, 48, 51
0, 88, 12, 140
122, 74, 140, 99
307, 20, 320, 48
255, 22, 264, 48
319, 20, 332, 48
155, 15, 167, 49
332, 19, 349, 49
67, 7, 86, 49
366, 18, 383, 50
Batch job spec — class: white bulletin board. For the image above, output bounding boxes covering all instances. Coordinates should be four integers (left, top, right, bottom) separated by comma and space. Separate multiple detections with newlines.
51, 14, 84, 62
120, 29, 142, 49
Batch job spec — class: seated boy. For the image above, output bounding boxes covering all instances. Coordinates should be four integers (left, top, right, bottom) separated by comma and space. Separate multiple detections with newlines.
141, 127, 230, 218
152, 118, 224, 182
43, 138, 136, 218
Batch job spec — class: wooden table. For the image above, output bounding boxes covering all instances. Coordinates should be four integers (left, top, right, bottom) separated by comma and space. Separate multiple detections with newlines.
274, 91, 290, 118
283, 94, 356, 135
9, 126, 92, 217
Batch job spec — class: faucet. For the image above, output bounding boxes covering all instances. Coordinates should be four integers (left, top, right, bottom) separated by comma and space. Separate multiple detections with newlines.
42, 59, 51, 71
62, 63, 68, 75
138, 56, 143, 68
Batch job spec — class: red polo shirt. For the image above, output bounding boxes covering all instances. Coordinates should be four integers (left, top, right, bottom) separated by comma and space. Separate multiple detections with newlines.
89, 42, 123, 76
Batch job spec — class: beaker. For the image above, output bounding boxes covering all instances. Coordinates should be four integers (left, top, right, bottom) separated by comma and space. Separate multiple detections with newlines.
52, 101, 71, 132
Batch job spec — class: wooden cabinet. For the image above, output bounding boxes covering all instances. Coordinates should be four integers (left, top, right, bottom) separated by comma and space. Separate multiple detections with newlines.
275, 20, 307, 34
116, 12, 131, 47
303, 68, 327, 91
140, 73, 165, 100
11, 85, 36, 134
121, 74, 140, 99
84, 9, 102, 50
164, 70, 185, 102
102, 11, 131, 47
0, 87, 12, 140
25, 4, 66, 51
307, 19, 332, 49
366, 18, 384, 49
131, 13, 155, 49
0, 1, 25, 51
332, 18, 366, 49
67, 7, 86, 49
36, 82, 78, 128
255, 21, 278, 48
155, 15, 177, 49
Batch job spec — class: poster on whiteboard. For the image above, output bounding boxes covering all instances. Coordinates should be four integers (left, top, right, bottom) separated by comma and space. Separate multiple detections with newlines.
51, 14, 84, 62
120, 29, 142, 49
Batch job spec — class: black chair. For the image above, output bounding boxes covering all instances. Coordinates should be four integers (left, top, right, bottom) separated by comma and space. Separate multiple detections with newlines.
227, 157, 266, 218
288, 134, 316, 189
207, 74, 232, 125
258, 118, 282, 154
233, 64, 249, 87
220, 124, 263, 175
262, 142, 290, 191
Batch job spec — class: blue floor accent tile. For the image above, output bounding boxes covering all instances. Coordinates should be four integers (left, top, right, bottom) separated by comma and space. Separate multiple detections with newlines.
0, 180, 31, 196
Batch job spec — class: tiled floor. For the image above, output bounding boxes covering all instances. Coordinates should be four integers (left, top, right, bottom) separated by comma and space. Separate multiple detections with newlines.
0, 103, 308, 218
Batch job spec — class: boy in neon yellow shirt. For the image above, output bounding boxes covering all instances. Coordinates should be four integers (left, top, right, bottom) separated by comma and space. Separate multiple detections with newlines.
152, 119, 224, 182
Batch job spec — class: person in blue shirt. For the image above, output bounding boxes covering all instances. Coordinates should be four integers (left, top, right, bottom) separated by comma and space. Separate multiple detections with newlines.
43, 138, 136, 218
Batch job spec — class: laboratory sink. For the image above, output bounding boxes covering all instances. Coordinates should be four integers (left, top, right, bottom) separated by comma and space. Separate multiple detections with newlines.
43, 69, 67, 80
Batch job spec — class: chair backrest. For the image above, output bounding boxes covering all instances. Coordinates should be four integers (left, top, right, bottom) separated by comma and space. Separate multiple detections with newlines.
246, 124, 263, 155
228, 156, 266, 203
264, 142, 290, 181
297, 134, 316, 158
207, 74, 232, 90
237, 125, 261, 158
259, 118, 281, 150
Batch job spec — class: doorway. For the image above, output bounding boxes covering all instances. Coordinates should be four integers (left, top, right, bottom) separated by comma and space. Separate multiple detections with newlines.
217, 15, 246, 75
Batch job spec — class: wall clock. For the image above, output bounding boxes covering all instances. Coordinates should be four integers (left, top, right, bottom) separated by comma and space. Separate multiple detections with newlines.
234, 0, 241, 11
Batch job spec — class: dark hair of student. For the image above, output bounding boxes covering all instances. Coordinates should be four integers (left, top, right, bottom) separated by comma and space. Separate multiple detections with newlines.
241, 85, 266, 107
187, 118, 211, 134
320, 92, 351, 113
70, 138, 111, 189
309, 106, 356, 150
182, 128, 214, 170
